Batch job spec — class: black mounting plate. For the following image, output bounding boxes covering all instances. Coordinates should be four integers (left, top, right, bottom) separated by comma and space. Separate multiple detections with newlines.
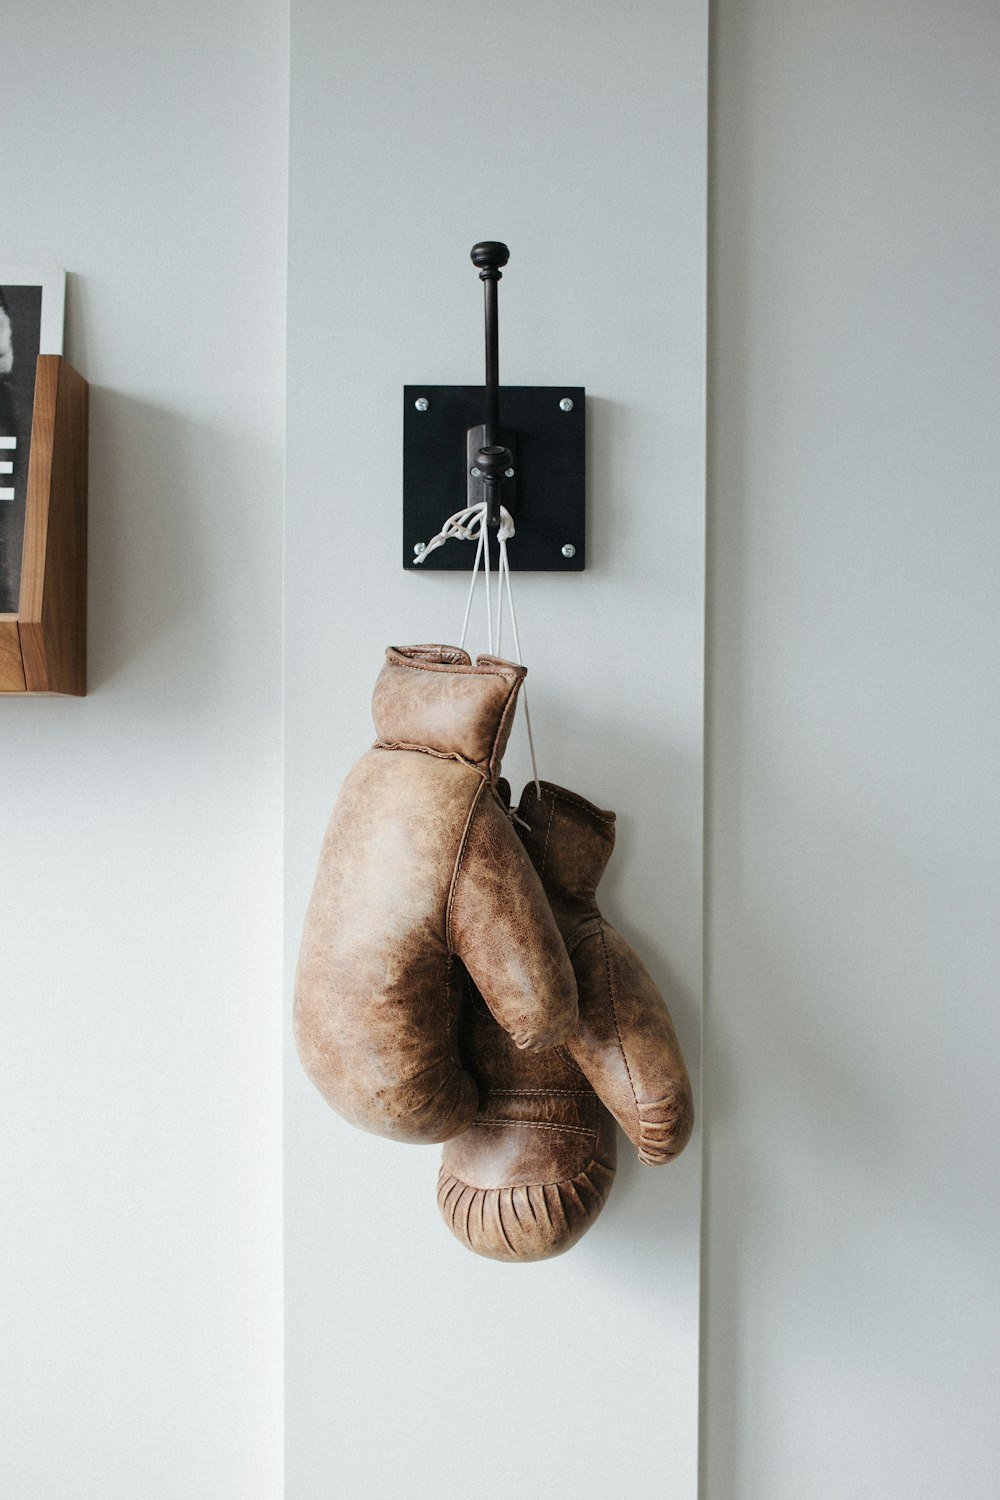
403, 385, 585, 571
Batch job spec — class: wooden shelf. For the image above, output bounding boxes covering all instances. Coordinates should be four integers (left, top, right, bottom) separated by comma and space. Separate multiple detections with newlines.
0, 356, 88, 695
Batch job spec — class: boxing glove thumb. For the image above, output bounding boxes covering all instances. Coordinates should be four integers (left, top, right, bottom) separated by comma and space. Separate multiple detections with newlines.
516, 781, 694, 1166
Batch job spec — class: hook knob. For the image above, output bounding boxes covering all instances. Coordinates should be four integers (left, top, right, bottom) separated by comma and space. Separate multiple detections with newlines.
475, 443, 512, 530
471, 241, 510, 280
475, 443, 512, 479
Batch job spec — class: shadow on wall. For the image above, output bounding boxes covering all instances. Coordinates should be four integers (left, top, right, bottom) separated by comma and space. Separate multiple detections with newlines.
81, 387, 272, 698
501, 695, 704, 1284
586, 394, 699, 583
54, 270, 278, 700
588, 731, 702, 1289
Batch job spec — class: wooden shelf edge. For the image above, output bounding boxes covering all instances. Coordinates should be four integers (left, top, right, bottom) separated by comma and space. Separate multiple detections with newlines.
9, 355, 88, 696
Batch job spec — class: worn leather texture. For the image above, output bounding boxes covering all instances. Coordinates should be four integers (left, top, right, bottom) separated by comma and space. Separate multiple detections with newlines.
438, 960, 617, 1262
518, 781, 695, 1166
294, 647, 579, 1144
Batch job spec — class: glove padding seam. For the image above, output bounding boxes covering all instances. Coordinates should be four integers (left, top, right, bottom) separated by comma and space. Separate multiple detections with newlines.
468, 1119, 596, 1138
372, 740, 490, 779
489, 670, 526, 780
539, 794, 557, 881
385, 654, 522, 681
486, 1088, 593, 1097
438, 1158, 611, 1194
445, 779, 490, 954
599, 924, 640, 1115
531, 782, 616, 828
555, 1044, 588, 1078
565, 916, 602, 958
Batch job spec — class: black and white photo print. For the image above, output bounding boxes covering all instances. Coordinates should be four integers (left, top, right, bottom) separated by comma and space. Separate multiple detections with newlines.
0, 269, 64, 614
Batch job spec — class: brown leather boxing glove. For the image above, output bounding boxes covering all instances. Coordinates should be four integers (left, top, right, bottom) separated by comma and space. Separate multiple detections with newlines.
294, 647, 578, 1144
517, 781, 694, 1166
437, 963, 617, 1262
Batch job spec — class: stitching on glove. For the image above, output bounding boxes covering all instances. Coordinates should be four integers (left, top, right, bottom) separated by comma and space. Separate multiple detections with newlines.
600, 924, 639, 1111
445, 779, 489, 952
473, 1119, 595, 1138
565, 916, 602, 957
488, 1088, 593, 1097
539, 794, 556, 880
438, 1160, 611, 1195
543, 783, 615, 826
556, 1044, 588, 1078
372, 740, 490, 778
489, 672, 525, 779
386, 656, 520, 680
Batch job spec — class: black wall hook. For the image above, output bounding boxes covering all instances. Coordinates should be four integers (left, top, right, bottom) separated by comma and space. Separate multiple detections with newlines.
470, 241, 512, 527
403, 241, 586, 572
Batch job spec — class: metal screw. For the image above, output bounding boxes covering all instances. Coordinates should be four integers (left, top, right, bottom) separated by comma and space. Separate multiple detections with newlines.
559, 397, 574, 412
414, 397, 429, 412
470, 466, 482, 478
561, 543, 576, 559
505, 467, 515, 478
413, 541, 426, 555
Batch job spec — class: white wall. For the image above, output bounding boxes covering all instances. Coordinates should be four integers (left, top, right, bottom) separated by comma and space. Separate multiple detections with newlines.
283, 1, 706, 1495
11, 5, 995, 1495
1, 4, 287, 1496
706, 2, 1000, 1496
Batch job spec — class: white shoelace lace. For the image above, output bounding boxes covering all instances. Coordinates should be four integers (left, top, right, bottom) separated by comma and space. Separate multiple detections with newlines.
415, 501, 541, 795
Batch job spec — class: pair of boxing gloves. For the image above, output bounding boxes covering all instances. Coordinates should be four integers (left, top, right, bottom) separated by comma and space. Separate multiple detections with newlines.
295, 645, 693, 1261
